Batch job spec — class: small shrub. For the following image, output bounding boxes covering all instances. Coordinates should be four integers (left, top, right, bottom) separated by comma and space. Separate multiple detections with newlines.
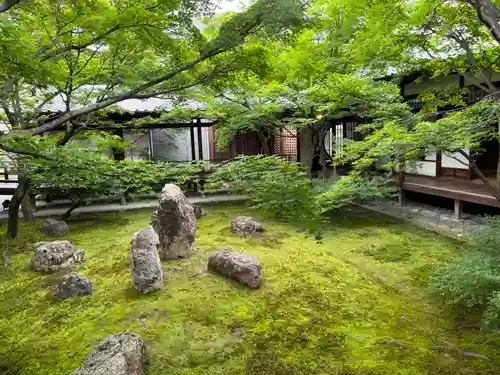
429, 217, 500, 329
209, 156, 322, 233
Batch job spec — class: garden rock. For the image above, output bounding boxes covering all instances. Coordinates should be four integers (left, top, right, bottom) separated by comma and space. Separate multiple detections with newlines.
32, 240, 84, 273
40, 218, 69, 236
57, 272, 93, 299
130, 227, 163, 294
230, 216, 264, 237
207, 248, 262, 288
151, 184, 196, 260
70, 332, 146, 375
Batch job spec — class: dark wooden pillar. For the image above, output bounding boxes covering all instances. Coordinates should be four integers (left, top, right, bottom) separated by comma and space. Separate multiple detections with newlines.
296, 129, 301, 162
197, 118, 203, 160
190, 125, 196, 161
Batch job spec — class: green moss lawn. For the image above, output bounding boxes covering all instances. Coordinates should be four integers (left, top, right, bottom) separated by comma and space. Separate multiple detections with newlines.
0, 204, 498, 374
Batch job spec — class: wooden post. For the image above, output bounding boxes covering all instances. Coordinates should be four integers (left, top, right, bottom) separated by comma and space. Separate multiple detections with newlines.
148, 130, 154, 161
190, 125, 196, 161
197, 118, 203, 160
454, 199, 463, 220
296, 129, 301, 162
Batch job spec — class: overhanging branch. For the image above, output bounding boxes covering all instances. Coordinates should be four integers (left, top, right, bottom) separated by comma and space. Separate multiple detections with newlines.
0, 144, 51, 159
20, 46, 226, 135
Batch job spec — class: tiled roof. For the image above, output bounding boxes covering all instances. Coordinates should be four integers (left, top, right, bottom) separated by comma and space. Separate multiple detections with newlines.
37, 86, 205, 114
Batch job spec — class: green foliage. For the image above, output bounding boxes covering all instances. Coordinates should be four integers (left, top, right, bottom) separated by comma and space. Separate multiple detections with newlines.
317, 174, 398, 211
0, 205, 497, 374
209, 156, 321, 227
210, 156, 399, 233
430, 217, 500, 329
11, 132, 211, 210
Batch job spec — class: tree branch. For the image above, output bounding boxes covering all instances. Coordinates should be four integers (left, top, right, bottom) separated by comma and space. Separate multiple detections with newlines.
447, 31, 497, 93
0, 144, 50, 159
457, 148, 500, 200
21, 46, 226, 135
56, 122, 76, 146
465, 0, 500, 45
129, 73, 214, 99
37, 24, 122, 62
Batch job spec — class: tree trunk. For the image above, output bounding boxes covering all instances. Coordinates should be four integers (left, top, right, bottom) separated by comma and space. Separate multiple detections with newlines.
458, 148, 500, 201
7, 175, 29, 238
467, 0, 500, 45
497, 139, 500, 193
319, 128, 328, 181
21, 194, 35, 222
59, 202, 80, 221
257, 130, 270, 155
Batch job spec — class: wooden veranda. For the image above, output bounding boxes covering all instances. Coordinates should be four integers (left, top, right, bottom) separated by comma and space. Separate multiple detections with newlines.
399, 175, 500, 219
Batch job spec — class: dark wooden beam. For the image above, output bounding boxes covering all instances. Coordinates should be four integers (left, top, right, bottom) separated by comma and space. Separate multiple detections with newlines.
190, 126, 196, 161
92, 121, 215, 130
197, 118, 203, 160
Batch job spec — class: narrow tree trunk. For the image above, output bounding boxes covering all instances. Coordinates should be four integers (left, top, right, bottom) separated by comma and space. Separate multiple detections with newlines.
59, 201, 79, 221
7, 175, 29, 238
257, 130, 270, 155
319, 129, 328, 181
458, 148, 500, 201
21, 194, 35, 222
497, 139, 500, 192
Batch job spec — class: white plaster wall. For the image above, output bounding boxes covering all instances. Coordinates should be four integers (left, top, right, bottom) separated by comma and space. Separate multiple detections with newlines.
407, 161, 437, 177
442, 150, 469, 169
192, 127, 211, 161
424, 152, 436, 162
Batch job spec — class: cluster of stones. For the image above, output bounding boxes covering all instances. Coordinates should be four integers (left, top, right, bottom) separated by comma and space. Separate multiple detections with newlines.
32, 239, 93, 299
30, 184, 266, 373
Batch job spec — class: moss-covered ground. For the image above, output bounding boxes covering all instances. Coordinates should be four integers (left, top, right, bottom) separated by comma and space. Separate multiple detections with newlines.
0, 204, 498, 374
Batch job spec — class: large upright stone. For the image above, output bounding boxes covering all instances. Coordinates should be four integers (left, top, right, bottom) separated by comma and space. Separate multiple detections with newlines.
207, 248, 262, 289
40, 218, 69, 236
151, 184, 196, 260
130, 227, 163, 294
70, 333, 146, 375
32, 240, 84, 273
